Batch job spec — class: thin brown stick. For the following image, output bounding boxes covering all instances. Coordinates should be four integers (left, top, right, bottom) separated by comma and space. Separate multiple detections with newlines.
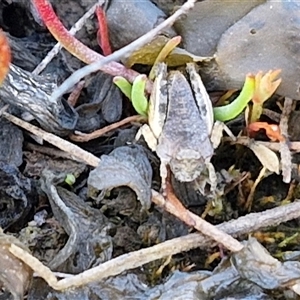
24, 142, 85, 162
67, 80, 85, 107
164, 168, 243, 252
10, 198, 300, 290
69, 115, 145, 142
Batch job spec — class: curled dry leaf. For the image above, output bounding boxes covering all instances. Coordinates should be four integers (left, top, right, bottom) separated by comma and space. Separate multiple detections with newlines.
88, 145, 153, 210
248, 122, 285, 142
41, 181, 113, 272
248, 142, 280, 174
231, 237, 300, 293
0, 231, 32, 299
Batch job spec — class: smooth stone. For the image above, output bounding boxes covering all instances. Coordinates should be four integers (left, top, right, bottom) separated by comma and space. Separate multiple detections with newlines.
175, 0, 265, 56
216, 0, 300, 99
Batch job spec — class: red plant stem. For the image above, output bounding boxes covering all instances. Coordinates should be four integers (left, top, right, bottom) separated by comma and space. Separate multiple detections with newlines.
96, 6, 112, 56
0, 30, 11, 84
32, 0, 141, 86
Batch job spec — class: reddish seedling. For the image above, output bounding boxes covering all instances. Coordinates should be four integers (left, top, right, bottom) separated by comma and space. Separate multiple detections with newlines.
0, 30, 11, 84
96, 6, 112, 56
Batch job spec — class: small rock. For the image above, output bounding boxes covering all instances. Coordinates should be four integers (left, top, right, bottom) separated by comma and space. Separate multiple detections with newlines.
216, 0, 300, 99
175, 0, 265, 56
106, 0, 176, 50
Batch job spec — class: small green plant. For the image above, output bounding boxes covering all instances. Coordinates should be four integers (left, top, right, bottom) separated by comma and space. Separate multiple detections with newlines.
33, 0, 281, 123
213, 74, 255, 122
65, 174, 76, 186
115, 70, 281, 122
114, 75, 148, 116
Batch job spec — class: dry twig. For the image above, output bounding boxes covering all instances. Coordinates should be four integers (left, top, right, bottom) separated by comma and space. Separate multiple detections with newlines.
2, 112, 99, 167
164, 168, 243, 252
279, 97, 293, 183
3, 111, 242, 252
70, 115, 145, 142
33, 0, 105, 75
50, 0, 198, 101
9, 199, 300, 290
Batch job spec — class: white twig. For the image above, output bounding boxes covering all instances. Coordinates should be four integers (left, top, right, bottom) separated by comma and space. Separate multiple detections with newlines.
279, 97, 293, 183
50, 0, 197, 102
9, 199, 300, 290
2, 112, 100, 167
33, 1, 105, 75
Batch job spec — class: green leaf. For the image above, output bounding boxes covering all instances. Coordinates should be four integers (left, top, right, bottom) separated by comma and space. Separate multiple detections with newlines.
113, 76, 132, 100
213, 74, 255, 122
131, 75, 149, 116
65, 174, 76, 186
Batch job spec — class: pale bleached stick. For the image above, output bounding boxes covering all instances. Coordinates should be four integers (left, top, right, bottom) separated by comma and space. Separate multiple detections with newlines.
3, 111, 243, 253
9, 199, 300, 290
2, 112, 99, 167
33, 0, 105, 75
279, 97, 293, 183
50, 0, 198, 101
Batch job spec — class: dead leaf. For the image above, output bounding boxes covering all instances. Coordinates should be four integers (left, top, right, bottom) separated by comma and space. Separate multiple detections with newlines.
87, 145, 153, 210
248, 122, 285, 142
123, 35, 210, 68
248, 142, 280, 174
0, 231, 32, 299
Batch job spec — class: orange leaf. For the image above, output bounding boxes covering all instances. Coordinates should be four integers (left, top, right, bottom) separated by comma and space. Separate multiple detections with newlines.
0, 30, 11, 84
248, 122, 284, 142
252, 70, 281, 105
